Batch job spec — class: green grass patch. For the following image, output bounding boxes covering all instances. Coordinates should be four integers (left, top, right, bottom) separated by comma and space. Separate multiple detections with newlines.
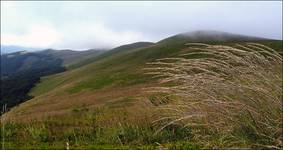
66, 72, 146, 94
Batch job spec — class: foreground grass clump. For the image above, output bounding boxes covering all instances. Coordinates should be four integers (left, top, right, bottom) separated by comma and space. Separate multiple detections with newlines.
1, 106, 202, 149
145, 43, 282, 149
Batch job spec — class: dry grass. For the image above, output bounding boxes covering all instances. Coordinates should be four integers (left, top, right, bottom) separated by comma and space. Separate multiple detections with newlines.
145, 43, 282, 148
3, 83, 152, 123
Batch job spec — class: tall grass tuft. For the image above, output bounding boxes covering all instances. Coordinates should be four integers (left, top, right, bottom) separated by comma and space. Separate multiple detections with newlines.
145, 43, 282, 149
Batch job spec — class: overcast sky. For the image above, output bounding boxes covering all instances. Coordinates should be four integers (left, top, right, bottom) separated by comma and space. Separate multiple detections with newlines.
1, 1, 282, 50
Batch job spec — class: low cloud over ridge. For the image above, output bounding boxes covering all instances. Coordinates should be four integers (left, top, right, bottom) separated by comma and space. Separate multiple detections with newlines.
1, 1, 282, 50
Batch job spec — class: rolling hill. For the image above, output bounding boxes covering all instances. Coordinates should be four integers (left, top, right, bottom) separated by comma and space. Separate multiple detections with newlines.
158, 30, 269, 43
68, 42, 154, 69
2, 31, 282, 149
4, 31, 282, 120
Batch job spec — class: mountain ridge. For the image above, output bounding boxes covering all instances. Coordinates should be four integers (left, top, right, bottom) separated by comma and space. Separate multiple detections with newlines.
1, 45, 40, 54
159, 30, 270, 43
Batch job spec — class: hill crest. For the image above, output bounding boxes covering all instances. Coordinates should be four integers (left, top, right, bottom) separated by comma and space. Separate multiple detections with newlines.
159, 30, 269, 43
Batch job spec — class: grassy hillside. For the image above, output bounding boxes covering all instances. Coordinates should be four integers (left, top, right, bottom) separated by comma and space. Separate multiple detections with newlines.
67, 42, 154, 69
29, 39, 282, 97
2, 32, 282, 149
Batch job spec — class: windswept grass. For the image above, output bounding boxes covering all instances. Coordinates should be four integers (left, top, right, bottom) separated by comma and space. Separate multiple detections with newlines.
145, 43, 282, 149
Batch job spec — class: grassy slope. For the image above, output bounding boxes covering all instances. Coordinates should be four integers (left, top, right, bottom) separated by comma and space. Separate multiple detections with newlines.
67, 42, 154, 69
5, 39, 282, 120
3, 38, 282, 149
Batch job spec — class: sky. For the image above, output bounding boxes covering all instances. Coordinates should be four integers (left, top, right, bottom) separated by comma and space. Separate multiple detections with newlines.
1, 1, 282, 50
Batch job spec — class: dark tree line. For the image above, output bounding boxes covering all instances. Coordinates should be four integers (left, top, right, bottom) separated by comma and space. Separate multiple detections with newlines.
0, 67, 65, 111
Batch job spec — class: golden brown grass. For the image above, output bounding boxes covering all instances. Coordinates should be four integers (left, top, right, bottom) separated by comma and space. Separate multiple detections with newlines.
145, 43, 282, 148
3, 83, 153, 123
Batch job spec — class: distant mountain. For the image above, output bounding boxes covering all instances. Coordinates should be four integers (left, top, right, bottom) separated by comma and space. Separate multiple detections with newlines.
158, 30, 269, 43
1, 45, 39, 54
36, 49, 105, 66
1, 49, 105, 77
1, 51, 64, 77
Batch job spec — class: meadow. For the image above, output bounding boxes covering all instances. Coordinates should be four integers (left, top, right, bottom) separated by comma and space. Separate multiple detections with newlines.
1, 40, 282, 149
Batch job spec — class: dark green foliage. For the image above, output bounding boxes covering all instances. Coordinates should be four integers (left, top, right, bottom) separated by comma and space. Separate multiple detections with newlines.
0, 66, 65, 110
